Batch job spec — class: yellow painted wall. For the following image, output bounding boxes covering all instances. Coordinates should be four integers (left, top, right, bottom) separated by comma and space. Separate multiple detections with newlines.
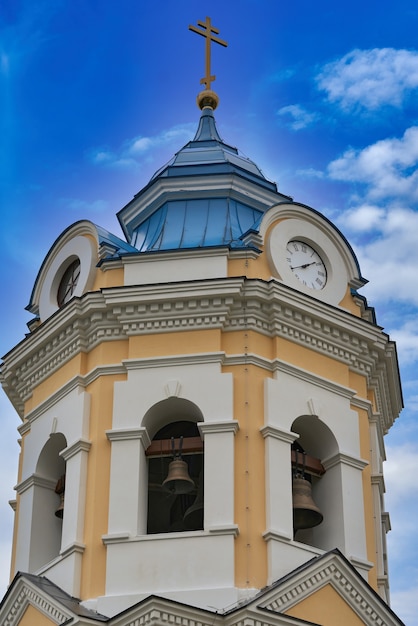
339, 287, 361, 315
274, 337, 349, 386
223, 358, 271, 589
80, 373, 125, 599
25, 341, 129, 414
222, 329, 273, 360
227, 255, 272, 281
25, 354, 86, 413
129, 329, 221, 358
92, 267, 124, 290
349, 371, 368, 398
285, 583, 365, 625
86, 340, 128, 371
18, 604, 57, 626
349, 371, 378, 591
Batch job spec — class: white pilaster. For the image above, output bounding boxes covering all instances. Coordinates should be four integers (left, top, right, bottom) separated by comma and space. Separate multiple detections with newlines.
198, 420, 239, 531
322, 452, 369, 564
106, 427, 151, 537
60, 438, 91, 550
260, 425, 298, 540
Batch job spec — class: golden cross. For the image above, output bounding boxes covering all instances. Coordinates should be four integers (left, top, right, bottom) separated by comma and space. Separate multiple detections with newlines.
189, 17, 228, 90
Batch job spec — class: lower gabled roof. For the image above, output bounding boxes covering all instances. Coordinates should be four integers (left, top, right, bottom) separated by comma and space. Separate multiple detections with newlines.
0, 551, 405, 626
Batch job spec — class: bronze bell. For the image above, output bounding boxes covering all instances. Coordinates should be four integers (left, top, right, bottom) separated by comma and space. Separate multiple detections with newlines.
162, 436, 195, 495
162, 458, 195, 494
54, 474, 65, 519
292, 476, 323, 531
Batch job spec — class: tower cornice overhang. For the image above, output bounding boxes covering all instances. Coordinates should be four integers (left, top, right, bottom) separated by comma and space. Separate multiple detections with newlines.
1, 277, 401, 432
117, 171, 290, 242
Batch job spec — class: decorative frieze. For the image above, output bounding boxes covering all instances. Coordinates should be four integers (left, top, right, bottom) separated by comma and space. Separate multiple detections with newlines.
1, 277, 400, 432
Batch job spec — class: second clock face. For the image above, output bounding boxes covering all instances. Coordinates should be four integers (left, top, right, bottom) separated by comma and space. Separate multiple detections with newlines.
286, 240, 327, 290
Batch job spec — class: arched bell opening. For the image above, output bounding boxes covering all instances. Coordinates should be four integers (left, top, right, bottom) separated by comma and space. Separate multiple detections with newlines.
143, 399, 204, 535
291, 416, 339, 550
30, 433, 67, 571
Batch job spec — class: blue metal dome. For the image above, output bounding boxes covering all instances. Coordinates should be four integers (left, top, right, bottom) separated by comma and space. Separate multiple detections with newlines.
131, 197, 264, 251
117, 106, 291, 251
150, 106, 272, 186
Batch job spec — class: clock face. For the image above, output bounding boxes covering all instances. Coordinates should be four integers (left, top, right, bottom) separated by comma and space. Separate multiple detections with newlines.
286, 240, 327, 290
57, 259, 81, 307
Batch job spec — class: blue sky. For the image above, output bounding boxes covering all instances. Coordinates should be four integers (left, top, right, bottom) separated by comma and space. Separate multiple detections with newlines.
1, 1, 418, 622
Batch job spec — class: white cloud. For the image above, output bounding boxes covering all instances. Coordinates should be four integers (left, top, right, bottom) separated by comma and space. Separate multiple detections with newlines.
90, 148, 138, 169
317, 48, 418, 110
277, 104, 319, 130
385, 443, 418, 502
345, 207, 418, 310
326, 127, 418, 316
92, 150, 113, 164
296, 167, 324, 179
63, 198, 109, 213
340, 204, 385, 231
340, 204, 418, 242
328, 126, 418, 201
90, 123, 195, 169
128, 126, 195, 154
131, 137, 153, 153
390, 321, 418, 366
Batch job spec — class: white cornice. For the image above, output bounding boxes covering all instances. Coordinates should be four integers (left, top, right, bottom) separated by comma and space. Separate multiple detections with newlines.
371, 473, 386, 494
260, 426, 298, 445
123, 352, 225, 370
106, 246, 261, 268
60, 437, 92, 461
272, 359, 356, 399
118, 172, 283, 237
349, 394, 373, 413
121, 246, 231, 264
17, 420, 31, 436
22, 375, 86, 424
349, 554, 374, 572
15, 473, 55, 495
322, 452, 368, 472
106, 427, 151, 449
102, 528, 238, 546
1, 278, 401, 434
198, 420, 239, 436
222, 352, 271, 370
262, 529, 295, 543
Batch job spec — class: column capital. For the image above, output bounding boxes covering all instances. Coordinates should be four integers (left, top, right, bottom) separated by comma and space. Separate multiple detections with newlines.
260, 424, 299, 444
106, 427, 151, 450
198, 420, 239, 436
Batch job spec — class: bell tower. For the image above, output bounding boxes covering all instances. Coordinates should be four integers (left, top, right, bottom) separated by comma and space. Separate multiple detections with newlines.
0, 17, 404, 626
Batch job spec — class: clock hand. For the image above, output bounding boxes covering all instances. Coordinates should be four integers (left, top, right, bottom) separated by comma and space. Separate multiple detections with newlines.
290, 262, 316, 270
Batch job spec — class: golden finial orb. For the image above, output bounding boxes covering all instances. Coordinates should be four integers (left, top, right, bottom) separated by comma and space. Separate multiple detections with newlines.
196, 89, 220, 110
